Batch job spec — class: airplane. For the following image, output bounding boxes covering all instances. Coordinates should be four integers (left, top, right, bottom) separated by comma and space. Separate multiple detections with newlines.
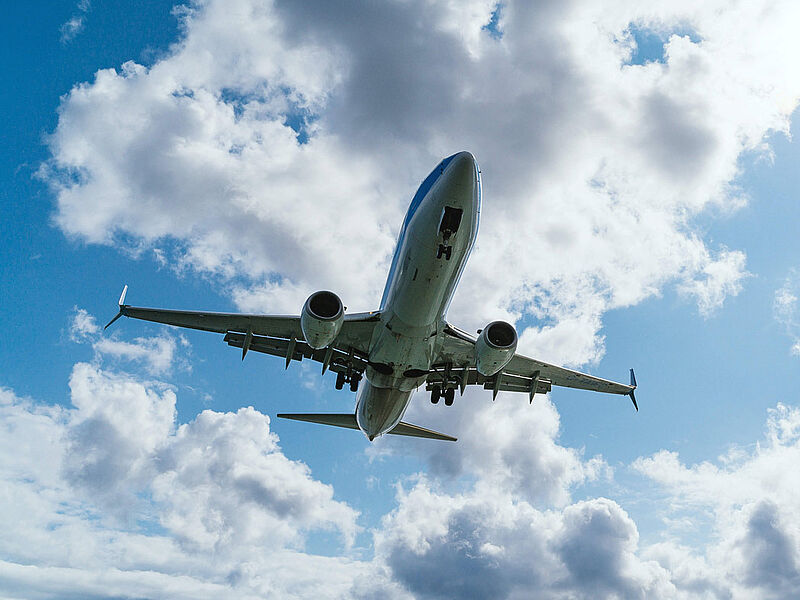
105, 151, 637, 442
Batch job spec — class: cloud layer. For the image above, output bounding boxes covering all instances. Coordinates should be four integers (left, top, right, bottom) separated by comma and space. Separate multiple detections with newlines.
0, 345, 361, 597
23, 0, 800, 597
43, 0, 800, 364
5, 325, 800, 597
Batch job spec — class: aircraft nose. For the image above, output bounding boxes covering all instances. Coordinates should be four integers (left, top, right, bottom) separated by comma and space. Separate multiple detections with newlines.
444, 151, 478, 191
447, 151, 478, 182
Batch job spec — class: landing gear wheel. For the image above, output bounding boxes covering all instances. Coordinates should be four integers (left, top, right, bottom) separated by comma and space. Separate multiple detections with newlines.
335, 372, 345, 390
350, 376, 360, 393
444, 246, 452, 260
437, 244, 444, 259
430, 386, 441, 404
444, 388, 455, 406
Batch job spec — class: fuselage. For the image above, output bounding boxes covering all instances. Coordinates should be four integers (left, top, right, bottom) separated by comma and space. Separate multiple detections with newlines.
355, 152, 481, 440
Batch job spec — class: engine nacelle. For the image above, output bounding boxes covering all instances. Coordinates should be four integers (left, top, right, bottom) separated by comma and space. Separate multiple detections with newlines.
475, 321, 518, 376
301, 291, 344, 349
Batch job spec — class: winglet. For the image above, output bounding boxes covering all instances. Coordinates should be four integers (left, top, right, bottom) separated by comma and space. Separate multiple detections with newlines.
118, 284, 128, 307
104, 285, 129, 330
628, 368, 638, 411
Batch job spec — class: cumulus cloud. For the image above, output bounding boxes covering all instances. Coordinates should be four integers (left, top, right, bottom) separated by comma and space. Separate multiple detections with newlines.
151, 406, 359, 551
631, 403, 800, 598
372, 392, 610, 507
42, 0, 800, 357
70, 306, 188, 375
92, 335, 185, 375
27, 0, 800, 597
360, 403, 800, 599
369, 480, 674, 600
0, 366, 362, 597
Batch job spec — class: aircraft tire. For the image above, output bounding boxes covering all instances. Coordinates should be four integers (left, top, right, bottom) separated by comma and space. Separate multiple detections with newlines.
335, 372, 345, 390
431, 387, 441, 404
444, 388, 454, 406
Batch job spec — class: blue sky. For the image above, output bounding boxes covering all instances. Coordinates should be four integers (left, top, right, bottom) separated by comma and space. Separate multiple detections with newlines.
2, 1, 800, 598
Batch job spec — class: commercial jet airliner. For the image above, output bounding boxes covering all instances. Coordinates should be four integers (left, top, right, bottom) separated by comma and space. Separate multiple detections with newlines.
106, 152, 637, 442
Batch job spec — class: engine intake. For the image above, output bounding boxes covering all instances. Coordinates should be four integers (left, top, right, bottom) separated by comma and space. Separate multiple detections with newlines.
301, 291, 344, 349
475, 320, 517, 376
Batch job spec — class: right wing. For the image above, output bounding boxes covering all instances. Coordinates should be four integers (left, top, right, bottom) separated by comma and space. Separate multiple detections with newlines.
433, 324, 638, 408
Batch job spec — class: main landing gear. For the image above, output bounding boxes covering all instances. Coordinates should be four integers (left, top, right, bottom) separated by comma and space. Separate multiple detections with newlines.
335, 371, 361, 392
430, 386, 455, 406
437, 244, 452, 260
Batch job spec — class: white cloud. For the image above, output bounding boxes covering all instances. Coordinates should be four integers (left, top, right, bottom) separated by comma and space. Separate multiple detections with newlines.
372, 392, 610, 507
69, 307, 99, 341
26, 1, 800, 597
0, 368, 363, 598
363, 402, 800, 599
151, 406, 359, 551
70, 307, 187, 375
631, 403, 800, 598
42, 0, 800, 359
60, 1, 90, 43
92, 335, 183, 375
369, 480, 675, 599
775, 269, 800, 356
677, 247, 748, 317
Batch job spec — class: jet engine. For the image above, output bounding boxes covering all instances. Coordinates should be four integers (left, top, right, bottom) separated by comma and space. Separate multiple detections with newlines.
475, 320, 517, 376
301, 291, 344, 349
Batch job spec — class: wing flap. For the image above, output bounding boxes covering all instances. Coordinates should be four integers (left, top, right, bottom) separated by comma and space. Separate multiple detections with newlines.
224, 332, 370, 374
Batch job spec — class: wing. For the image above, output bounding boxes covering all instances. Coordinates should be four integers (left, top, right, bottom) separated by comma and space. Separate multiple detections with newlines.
106, 293, 380, 377
432, 324, 638, 408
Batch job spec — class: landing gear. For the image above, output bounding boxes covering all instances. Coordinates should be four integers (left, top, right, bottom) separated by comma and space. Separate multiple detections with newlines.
335, 370, 361, 392
444, 388, 455, 406
430, 386, 441, 404
437, 244, 452, 260
431, 386, 455, 405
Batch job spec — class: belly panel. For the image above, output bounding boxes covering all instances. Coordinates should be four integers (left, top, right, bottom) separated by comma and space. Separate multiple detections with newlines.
356, 381, 413, 440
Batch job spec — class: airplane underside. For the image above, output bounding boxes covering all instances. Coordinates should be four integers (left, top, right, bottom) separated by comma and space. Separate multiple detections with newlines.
106, 151, 637, 444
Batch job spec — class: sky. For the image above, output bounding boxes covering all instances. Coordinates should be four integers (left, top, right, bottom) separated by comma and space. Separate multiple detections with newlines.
2, 0, 800, 598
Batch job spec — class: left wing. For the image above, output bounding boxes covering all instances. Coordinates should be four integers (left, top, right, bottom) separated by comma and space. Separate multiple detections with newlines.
432, 324, 638, 409
105, 288, 380, 376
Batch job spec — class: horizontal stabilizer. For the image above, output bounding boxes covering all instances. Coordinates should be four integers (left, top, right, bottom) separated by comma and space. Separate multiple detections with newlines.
389, 421, 457, 442
276, 413, 359, 430
276, 413, 457, 441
